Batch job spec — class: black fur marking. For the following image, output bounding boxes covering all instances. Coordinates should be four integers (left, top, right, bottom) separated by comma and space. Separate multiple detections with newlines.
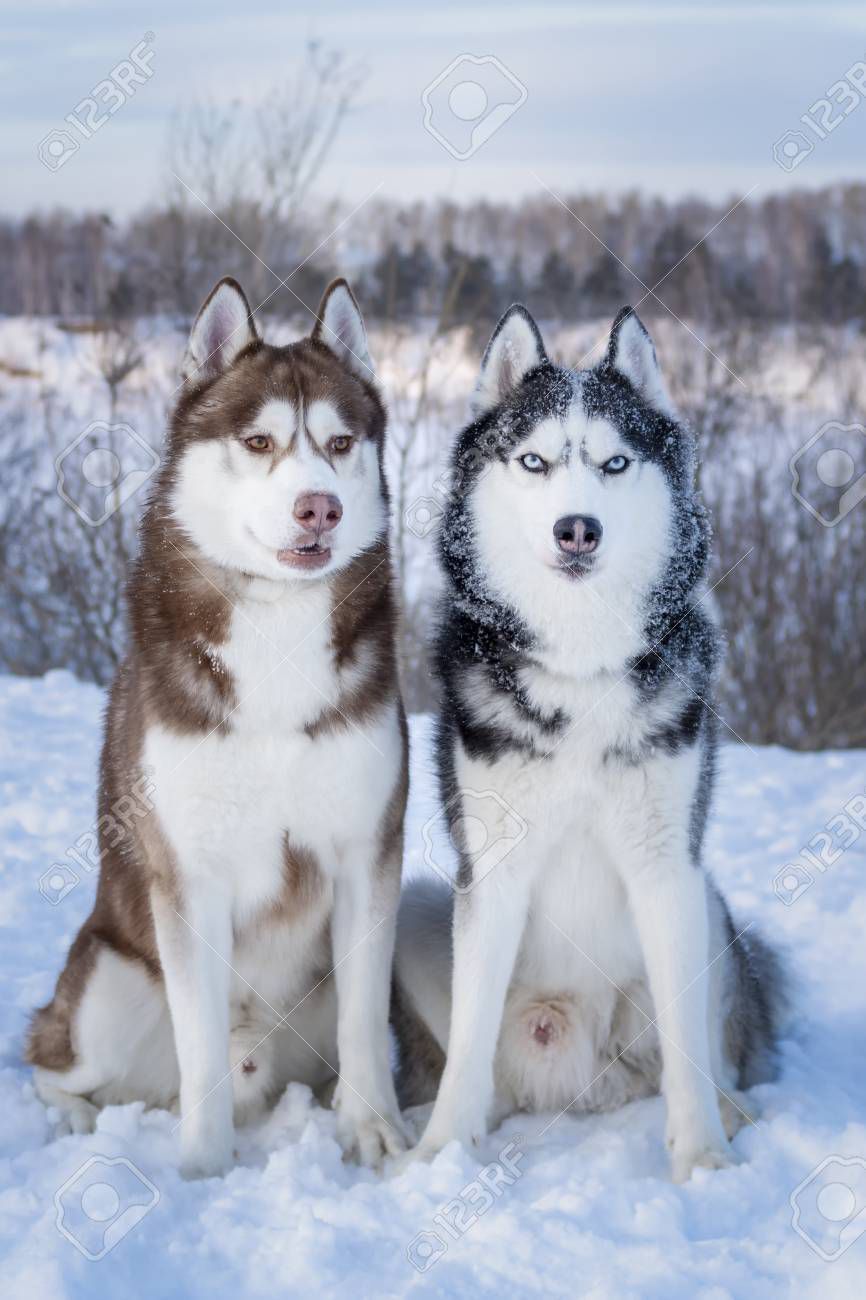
606, 695, 705, 763
455, 364, 572, 477
581, 366, 690, 490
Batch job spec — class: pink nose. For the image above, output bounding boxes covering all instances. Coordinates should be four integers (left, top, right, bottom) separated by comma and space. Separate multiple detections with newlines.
293, 492, 343, 534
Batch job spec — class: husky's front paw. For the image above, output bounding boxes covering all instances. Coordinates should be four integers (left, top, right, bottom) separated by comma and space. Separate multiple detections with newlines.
53, 1097, 99, 1137
180, 1142, 234, 1181
390, 1116, 485, 1176
389, 1139, 446, 1176
669, 1137, 733, 1184
334, 1093, 409, 1168
718, 1089, 757, 1139
179, 1121, 235, 1180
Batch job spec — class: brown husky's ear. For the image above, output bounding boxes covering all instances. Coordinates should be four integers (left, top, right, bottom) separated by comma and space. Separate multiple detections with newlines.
312, 278, 374, 378
182, 277, 258, 383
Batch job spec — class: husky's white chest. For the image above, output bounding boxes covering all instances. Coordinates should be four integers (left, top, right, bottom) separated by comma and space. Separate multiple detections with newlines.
143, 585, 401, 923
454, 668, 656, 979
456, 666, 640, 821
218, 582, 338, 733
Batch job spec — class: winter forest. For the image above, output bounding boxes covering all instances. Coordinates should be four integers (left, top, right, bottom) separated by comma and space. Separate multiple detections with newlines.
1, 77, 864, 749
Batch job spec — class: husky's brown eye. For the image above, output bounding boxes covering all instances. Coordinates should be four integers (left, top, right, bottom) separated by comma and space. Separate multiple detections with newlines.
329, 435, 353, 455
244, 434, 272, 453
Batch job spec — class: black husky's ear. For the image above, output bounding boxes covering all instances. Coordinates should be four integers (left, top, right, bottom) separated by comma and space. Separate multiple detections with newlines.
473, 304, 548, 415
182, 277, 258, 383
605, 307, 675, 416
312, 278, 374, 378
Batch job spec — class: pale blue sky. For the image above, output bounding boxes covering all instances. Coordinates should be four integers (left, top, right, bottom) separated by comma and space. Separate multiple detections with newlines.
4, 0, 866, 214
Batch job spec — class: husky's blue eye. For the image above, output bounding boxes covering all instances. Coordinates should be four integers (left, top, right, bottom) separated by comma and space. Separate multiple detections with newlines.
518, 453, 546, 473
602, 455, 629, 475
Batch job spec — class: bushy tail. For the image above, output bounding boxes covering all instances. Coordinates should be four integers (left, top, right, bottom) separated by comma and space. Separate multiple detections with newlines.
390, 877, 452, 1108
728, 923, 789, 1088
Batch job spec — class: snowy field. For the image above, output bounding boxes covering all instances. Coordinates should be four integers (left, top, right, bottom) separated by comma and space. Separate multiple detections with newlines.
1, 671, 865, 1298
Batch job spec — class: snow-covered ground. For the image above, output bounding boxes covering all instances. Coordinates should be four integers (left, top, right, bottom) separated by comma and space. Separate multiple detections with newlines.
1, 671, 865, 1298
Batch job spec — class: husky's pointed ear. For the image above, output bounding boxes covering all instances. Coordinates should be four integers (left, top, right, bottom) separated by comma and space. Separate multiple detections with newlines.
605, 307, 675, 416
182, 278, 258, 383
312, 278, 373, 378
473, 305, 548, 415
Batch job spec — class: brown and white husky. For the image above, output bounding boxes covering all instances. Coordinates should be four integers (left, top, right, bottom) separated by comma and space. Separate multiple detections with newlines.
27, 277, 409, 1177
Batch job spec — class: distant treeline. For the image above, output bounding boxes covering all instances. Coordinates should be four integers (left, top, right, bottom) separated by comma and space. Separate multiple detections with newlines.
1, 183, 865, 331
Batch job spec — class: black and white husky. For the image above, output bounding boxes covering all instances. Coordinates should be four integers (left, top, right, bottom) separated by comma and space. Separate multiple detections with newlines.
393, 305, 783, 1182
28, 277, 409, 1177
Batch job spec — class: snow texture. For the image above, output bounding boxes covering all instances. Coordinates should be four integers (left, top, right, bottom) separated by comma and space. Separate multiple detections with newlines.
1, 672, 865, 1297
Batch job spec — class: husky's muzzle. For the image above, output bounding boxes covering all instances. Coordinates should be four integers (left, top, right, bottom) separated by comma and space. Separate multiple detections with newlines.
552, 513, 602, 578
277, 492, 343, 571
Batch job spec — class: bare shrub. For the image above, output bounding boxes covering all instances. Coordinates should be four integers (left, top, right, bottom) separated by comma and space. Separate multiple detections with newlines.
669, 324, 866, 749
0, 322, 155, 683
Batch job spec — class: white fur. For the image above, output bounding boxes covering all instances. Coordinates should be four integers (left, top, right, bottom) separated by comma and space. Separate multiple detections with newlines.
171, 397, 386, 584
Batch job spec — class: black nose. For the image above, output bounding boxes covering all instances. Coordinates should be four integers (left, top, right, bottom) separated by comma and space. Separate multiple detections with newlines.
553, 514, 603, 556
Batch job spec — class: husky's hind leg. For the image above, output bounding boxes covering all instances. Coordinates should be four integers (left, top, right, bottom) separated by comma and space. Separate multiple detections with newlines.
29, 934, 177, 1132
34, 1082, 100, 1135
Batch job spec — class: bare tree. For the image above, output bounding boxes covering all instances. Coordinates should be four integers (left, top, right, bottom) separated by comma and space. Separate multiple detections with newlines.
164, 43, 364, 305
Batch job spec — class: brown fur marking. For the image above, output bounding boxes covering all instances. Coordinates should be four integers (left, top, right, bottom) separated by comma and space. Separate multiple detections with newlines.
277, 833, 326, 916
